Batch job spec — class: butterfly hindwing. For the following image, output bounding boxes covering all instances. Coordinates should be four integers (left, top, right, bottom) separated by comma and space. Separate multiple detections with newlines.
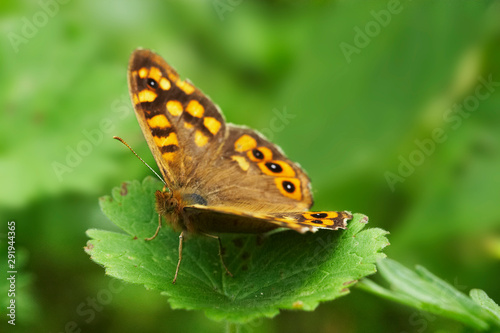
184, 205, 352, 234
193, 124, 314, 213
267, 210, 352, 231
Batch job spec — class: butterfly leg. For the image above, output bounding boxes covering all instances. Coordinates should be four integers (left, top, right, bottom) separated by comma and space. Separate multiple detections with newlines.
202, 233, 233, 278
172, 231, 184, 284
145, 214, 162, 241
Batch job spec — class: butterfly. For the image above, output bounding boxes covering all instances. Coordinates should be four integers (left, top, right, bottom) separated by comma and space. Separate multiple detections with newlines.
127, 49, 352, 283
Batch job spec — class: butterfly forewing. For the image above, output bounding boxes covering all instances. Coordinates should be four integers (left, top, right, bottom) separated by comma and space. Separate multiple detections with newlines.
128, 49, 227, 189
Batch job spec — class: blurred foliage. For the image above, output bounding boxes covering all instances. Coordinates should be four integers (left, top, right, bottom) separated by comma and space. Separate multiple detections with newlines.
0, 0, 499, 332
359, 259, 500, 331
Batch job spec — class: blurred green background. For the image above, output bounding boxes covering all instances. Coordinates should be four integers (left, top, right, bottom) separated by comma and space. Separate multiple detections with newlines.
1, 0, 499, 332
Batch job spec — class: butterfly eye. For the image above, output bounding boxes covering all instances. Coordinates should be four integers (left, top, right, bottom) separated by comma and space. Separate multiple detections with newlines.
252, 149, 264, 160
265, 162, 283, 173
147, 78, 158, 88
248, 146, 272, 162
282, 180, 296, 193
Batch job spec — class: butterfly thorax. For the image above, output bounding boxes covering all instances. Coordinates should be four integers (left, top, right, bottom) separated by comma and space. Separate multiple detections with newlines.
155, 189, 209, 233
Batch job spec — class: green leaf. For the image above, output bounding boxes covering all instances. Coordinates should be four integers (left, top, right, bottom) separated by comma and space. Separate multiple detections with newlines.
470, 289, 500, 327
358, 258, 500, 331
86, 177, 389, 323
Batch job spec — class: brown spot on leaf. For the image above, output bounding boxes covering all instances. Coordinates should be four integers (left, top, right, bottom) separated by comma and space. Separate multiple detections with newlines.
120, 183, 128, 196
343, 280, 357, 286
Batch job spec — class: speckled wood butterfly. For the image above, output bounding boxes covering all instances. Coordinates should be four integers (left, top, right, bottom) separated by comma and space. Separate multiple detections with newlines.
128, 49, 352, 283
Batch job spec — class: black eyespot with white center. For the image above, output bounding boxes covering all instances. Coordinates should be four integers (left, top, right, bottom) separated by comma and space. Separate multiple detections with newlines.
282, 180, 295, 193
265, 162, 283, 173
147, 78, 158, 88
311, 213, 328, 218
311, 220, 323, 224
252, 149, 264, 160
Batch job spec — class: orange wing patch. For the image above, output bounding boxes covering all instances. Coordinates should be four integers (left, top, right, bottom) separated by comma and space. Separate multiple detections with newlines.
138, 67, 148, 78
258, 160, 296, 177
166, 100, 183, 116
247, 146, 273, 162
186, 100, 204, 118
137, 89, 157, 103
231, 155, 250, 171
302, 212, 339, 220
154, 132, 178, 147
234, 135, 257, 152
194, 130, 209, 147
203, 117, 221, 135
176, 80, 195, 94
147, 114, 171, 128
159, 77, 171, 90
148, 67, 162, 82
274, 177, 302, 201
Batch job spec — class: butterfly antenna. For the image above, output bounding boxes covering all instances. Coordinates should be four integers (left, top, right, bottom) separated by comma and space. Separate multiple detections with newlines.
113, 136, 166, 185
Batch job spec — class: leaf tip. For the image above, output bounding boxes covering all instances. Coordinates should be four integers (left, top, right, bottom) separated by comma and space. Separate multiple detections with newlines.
84, 241, 94, 255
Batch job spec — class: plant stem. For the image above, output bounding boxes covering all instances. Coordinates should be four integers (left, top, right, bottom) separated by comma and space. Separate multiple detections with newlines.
225, 322, 240, 333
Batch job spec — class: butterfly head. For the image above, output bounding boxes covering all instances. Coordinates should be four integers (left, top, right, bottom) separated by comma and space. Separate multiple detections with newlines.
155, 190, 178, 215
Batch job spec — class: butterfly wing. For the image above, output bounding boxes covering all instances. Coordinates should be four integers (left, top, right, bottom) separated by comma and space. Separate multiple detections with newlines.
196, 124, 314, 212
128, 49, 227, 189
130, 49, 346, 235
130, 49, 313, 213
184, 205, 352, 234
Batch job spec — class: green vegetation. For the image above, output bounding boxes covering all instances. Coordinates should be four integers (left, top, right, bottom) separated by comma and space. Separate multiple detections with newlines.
1, 0, 499, 332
